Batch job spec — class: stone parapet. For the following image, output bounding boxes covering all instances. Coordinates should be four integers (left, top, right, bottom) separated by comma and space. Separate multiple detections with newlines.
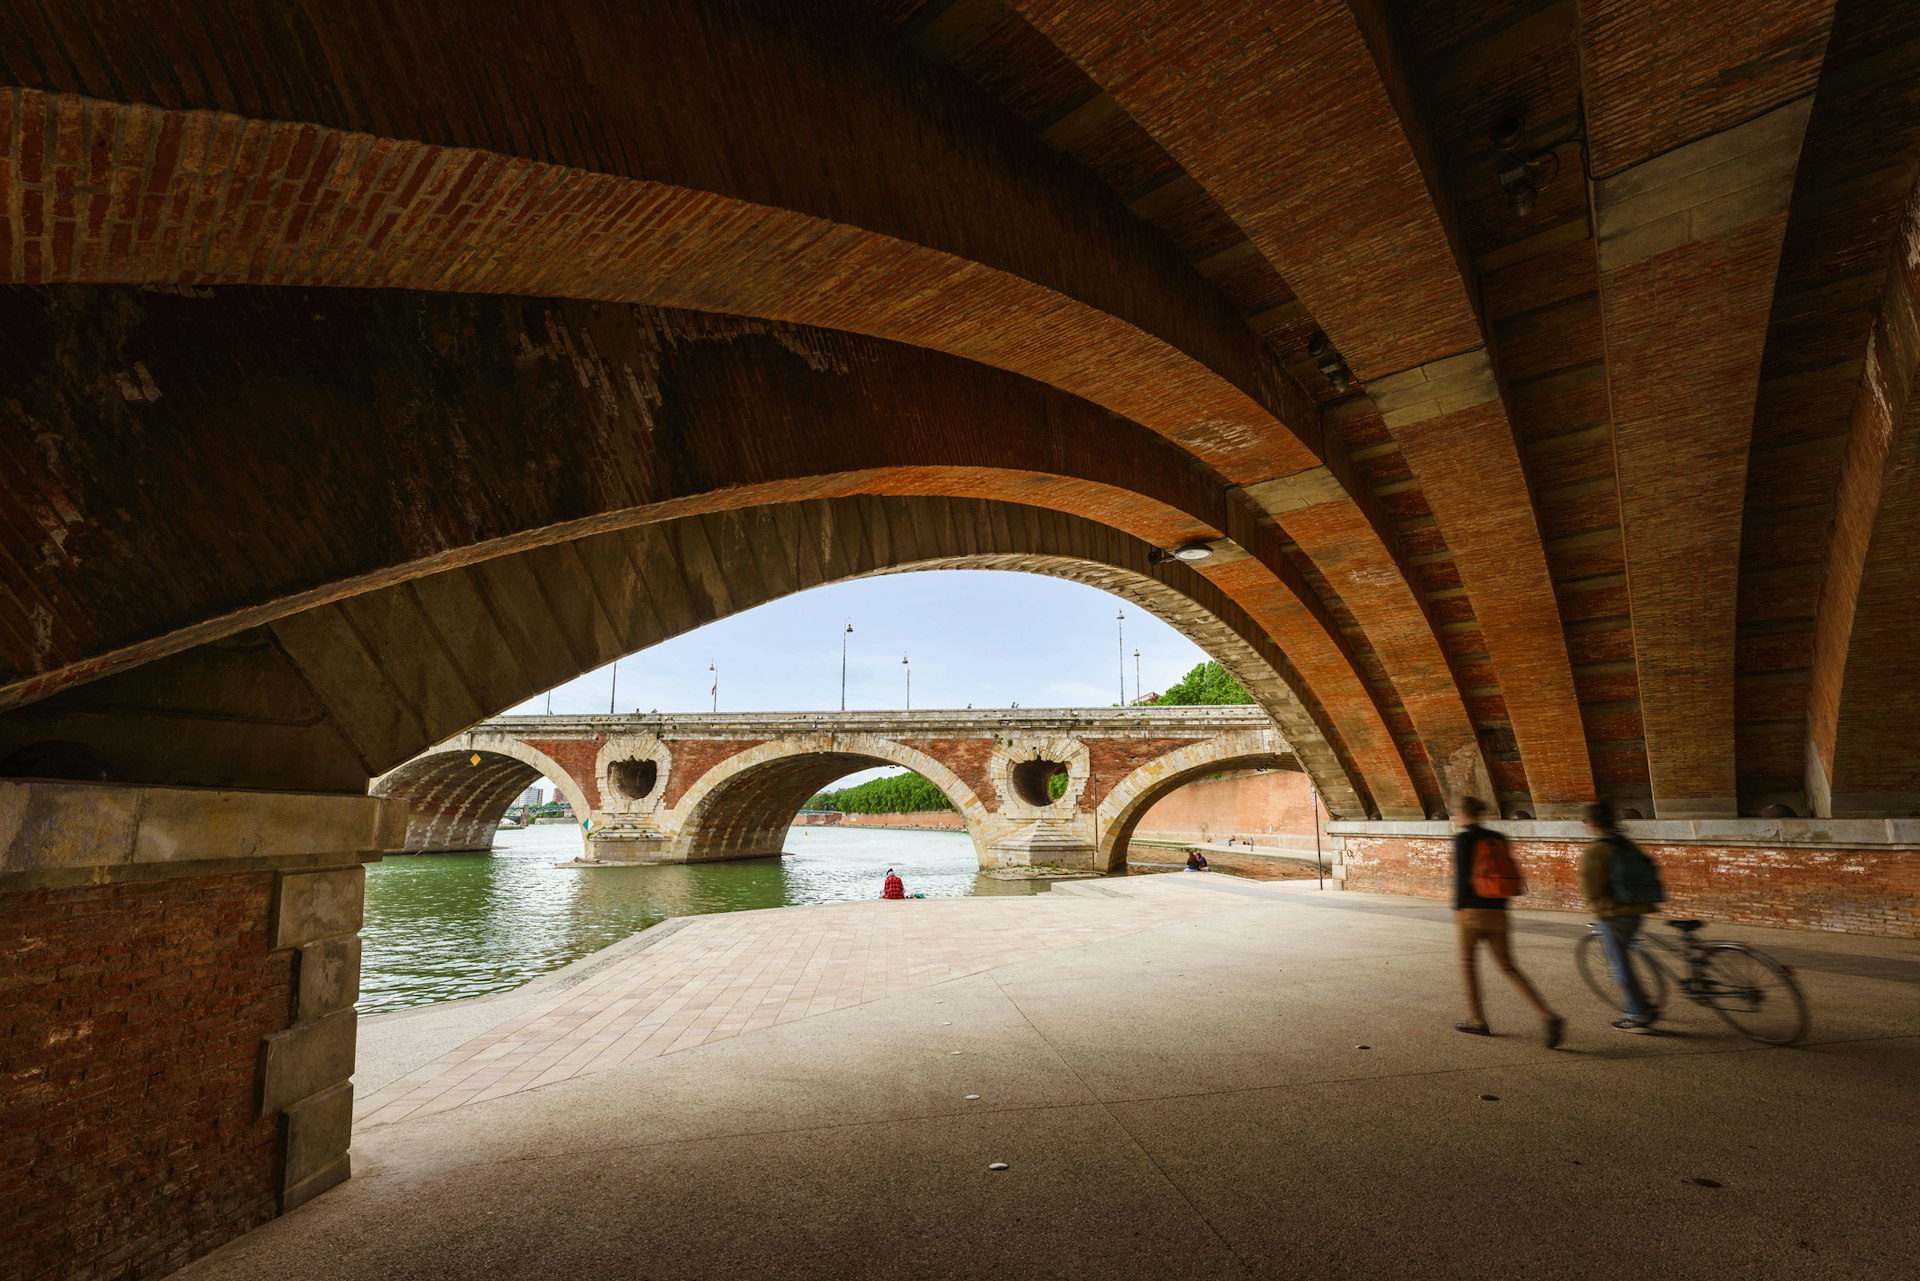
0, 780, 409, 889
480, 706, 1277, 737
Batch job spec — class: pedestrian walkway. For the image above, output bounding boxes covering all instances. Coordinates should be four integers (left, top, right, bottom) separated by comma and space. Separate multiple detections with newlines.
354, 877, 1236, 1127
189, 875, 1920, 1281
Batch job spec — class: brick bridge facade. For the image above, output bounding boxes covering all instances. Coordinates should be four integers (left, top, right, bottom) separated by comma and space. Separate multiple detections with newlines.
374, 708, 1294, 874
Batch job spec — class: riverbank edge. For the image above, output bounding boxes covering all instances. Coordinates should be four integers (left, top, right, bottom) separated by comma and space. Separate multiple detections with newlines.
361, 913, 704, 1028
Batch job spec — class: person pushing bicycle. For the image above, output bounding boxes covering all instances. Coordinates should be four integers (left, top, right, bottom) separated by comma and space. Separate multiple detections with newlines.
1580, 800, 1664, 1032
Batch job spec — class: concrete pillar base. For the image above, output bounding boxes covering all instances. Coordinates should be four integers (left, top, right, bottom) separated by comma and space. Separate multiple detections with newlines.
0, 780, 406, 1279
987, 820, 1101, 871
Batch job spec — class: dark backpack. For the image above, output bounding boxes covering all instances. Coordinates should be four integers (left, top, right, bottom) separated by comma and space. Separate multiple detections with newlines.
1606, 836, 1666, 905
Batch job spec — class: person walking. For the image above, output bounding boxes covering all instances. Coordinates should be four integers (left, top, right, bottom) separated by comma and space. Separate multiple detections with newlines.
1580, 800, 1662, 1031
1451, 796, 1563, 1048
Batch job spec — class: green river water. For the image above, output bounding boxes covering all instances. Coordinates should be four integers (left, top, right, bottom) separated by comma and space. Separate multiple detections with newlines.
359, 823, 1049, 1013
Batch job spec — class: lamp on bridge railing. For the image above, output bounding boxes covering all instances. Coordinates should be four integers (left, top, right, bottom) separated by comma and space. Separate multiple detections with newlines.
709, 662, 718, 713
902, 653, 910, 711
1115, 609, 1127, 706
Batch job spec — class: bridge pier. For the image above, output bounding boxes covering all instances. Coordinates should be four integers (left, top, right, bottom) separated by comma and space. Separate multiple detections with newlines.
983, 817, 1104, 873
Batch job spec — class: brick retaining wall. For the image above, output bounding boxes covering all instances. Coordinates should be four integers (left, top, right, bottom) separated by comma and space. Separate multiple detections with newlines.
0, 873, 294, 1279
1339, 835, 1920, 938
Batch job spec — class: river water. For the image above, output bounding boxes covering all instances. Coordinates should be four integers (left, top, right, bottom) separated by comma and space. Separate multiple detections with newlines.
358, 824, 1049, 1013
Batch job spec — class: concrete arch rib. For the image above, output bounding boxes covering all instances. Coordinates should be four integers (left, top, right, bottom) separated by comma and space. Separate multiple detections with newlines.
667, 735, 992, 865
372, 737, 592, 856
1094, 733, 1300, 873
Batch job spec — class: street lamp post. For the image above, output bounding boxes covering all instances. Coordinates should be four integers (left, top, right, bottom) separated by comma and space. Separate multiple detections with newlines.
1115, 609, 1126, 706
708, 662, 718, 713
902, 654, 911, 710
1133, 648, 1141, 706
608, 659, 618, 714
841, 621, 853, 711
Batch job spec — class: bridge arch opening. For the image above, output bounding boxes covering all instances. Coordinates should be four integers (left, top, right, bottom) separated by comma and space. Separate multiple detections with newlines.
669, 737, 991, 865
1094, 738, 1304, 873
372, 741, 593, 856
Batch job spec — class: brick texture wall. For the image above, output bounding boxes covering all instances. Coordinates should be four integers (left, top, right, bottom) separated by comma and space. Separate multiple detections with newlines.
660, 740, 767, 808
518, 736, 605, 810
1340, 835, 1920, 939
0, 873, 293, 1280
1085, 737, 1204, 808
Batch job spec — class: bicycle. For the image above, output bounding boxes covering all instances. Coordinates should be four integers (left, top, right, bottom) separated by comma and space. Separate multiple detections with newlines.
1574, 918, 1810, 1045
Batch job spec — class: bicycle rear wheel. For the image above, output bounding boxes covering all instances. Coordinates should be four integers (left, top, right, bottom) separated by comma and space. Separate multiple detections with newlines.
1574, 930, 1670, 1015
1698, 943, 1808, 1045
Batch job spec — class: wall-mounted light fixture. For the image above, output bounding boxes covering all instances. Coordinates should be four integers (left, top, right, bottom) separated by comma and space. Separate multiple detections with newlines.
1308, 333, 1351, 393
1147, 541, 1216, 566
1493, 114, 1561, 220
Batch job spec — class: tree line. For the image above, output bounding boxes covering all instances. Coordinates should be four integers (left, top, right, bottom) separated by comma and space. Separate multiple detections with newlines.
806, 772, 956, 813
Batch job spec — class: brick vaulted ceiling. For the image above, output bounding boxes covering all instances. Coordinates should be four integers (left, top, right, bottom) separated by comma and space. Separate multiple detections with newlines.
0, 0, 1916, 821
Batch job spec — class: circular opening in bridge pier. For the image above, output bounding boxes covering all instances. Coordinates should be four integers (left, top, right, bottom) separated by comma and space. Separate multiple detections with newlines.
609, 758, 658, 801
1011, 759, 1069, 807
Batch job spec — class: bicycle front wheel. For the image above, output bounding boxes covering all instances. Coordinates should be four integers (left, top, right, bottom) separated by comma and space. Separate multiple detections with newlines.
1575, 930, 1670, 1015
1698, 943, 1809, 1045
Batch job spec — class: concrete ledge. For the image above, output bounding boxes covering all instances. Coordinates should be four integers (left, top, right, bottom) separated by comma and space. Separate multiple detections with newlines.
0, 780, 406, 884
1327, 817, 1920, 849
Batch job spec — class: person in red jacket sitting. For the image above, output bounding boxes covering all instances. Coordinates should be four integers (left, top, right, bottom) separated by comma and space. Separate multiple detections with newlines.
881, 868, 906, 900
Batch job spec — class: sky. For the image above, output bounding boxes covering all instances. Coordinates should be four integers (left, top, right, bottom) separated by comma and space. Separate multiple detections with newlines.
508, 569, 1211, 718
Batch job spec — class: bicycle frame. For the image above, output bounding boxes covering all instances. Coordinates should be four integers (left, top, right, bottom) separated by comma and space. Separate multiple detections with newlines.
1618, 925, 1791, 1006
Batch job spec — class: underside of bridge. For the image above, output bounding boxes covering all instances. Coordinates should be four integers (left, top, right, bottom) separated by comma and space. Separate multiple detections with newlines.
4, 1, 1920, 1276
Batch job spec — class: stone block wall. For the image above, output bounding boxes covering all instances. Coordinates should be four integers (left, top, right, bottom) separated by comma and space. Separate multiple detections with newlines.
1338, 833, 1920, 938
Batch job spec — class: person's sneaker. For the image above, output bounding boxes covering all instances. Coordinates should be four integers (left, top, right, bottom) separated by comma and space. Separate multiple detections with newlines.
1544, 1014, 1565, 1050
1610, 1018, 1653, 1033
1454, 1021, 1491, 1036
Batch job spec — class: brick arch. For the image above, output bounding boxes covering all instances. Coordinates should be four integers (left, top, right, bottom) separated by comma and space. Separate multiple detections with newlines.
0, 291, 1419, 819
371, 738, 592, 856
1094, 732, 1300, 873
667, 735, 993, 864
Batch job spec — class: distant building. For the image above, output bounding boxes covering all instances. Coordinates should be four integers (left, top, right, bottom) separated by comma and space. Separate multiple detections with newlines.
518, 785, 545, 806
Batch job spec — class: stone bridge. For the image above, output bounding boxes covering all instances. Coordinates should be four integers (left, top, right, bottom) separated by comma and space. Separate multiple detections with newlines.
374, 708, 1292, 874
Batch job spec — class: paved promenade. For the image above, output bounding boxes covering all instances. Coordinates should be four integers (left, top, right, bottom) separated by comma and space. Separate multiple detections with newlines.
187, 875, 1918, 1281
354, 881, 1228, 1127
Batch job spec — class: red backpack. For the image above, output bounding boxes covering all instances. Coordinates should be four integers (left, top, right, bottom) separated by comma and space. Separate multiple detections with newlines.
1470, 832, 1526, 899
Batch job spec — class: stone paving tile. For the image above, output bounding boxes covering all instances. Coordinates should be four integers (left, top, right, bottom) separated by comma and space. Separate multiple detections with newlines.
353, 877, 1233, 1126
